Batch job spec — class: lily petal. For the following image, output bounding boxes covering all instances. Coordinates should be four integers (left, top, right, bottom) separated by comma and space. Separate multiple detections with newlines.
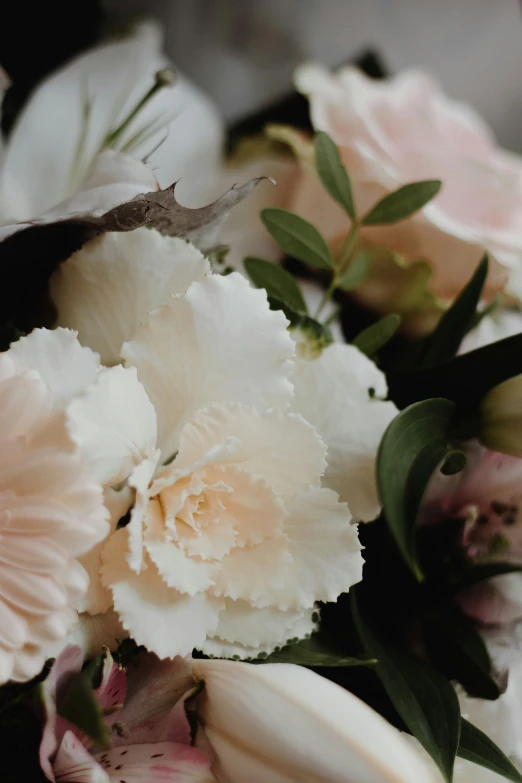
192, 659, 438, 783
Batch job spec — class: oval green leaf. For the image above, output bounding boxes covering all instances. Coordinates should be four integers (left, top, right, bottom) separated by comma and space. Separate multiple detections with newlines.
314, 131, 356, 220
244, 257, 308, 313
459, 719, 522, 783
352, 314, 400, 358
261, 208, 333, 269
362, 180, 442, 226
376, 397, 461, 579
352, 590, 460, 783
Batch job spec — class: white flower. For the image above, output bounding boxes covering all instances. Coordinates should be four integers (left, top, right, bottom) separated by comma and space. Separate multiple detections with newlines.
94, 271, 361, 660
16, 251, 365, 659
0, 352, 108, 684
0, 21, 223, 225
193, 658, 438, 783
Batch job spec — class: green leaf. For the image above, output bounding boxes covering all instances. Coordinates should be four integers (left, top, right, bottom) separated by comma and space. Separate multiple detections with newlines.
261, 208, 333, 269
337, 251, 370, 291
353, 314, 401, 359
423, 611, 500, 700
418, 254, 489, 366
57, 672, 109, 749
314, 131, 356, 220
244, 257, 308, 313
458, 719, 522, 783
263, 634, 376, 667
387, 332, 522, 414
362, 180, 442, 226
377, 398, 461, 579
352, 590, 460, 783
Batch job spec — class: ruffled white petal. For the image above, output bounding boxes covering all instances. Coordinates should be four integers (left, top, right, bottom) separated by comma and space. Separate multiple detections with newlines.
101, 532, 223, 658
67, 365, 157, 486
51, 229, 209, 366
202, 601, 316, 659
271, 487, 362, 611
192, 659, 438, 783
292, 343, 398, 521
8, 327, 100, 411
122, 273, 294, 460
175, 403, 326, 501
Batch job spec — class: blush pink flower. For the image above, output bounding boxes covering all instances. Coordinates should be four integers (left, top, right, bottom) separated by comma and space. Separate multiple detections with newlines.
39, 646, 215, 783
0, 354, 108, 684
287, 65, 522, 303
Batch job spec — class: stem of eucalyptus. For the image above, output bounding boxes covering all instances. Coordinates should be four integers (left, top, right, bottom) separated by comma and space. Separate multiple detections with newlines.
314, 221, 359, 320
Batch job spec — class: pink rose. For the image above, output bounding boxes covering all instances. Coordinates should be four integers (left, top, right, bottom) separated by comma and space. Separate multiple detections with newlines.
288, 64, 522, 303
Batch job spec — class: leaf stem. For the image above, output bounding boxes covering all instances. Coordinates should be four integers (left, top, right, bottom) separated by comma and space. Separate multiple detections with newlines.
313, 220, 359, 320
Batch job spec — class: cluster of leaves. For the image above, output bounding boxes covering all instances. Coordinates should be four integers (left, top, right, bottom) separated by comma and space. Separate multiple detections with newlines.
244, 131, 442, 357
245, 131, 522, 782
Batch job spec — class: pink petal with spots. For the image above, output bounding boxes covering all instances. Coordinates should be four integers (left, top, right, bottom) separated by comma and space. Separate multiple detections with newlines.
93, 742, 215, 782
53, 730, 109, 783
94, 654, 127, 726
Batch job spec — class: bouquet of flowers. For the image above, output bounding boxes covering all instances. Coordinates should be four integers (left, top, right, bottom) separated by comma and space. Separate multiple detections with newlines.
3, 19, 522, 783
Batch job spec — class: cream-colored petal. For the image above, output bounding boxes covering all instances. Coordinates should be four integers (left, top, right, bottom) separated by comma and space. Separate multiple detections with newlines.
7, 328, 100, 411
271, 487, 362, 611
192, 659, 438, 783
67, 365, 157, 486
144, 498, 217, 595
101, 532, 222, 658
211, 538, 292, 605
122, 272, 294, 460
292, 343, 398, 521
78, 486, 131, 615
202, 602, 316, 659
51, 229, 209, 366
175, 403, 326, 501
126, 453, 160, 574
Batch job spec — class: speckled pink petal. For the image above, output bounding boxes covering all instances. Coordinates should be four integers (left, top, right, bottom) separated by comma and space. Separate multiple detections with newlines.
93, 742, 215, 783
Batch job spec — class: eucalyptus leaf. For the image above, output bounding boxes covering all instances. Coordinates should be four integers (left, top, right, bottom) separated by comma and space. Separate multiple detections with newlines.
263, 634, 376, 667
458, 719, 522, 783
352, 590, 460, 783
57, 672, 109, 749
338, 251, 370, 291
423, 610, 500, 700
244, 257, 308, 313
362, 180, 441, 226
261, 208, 333, 269
418, 254, 488, 366
353, 314, 401, 359
377, 398, 461, 579
314, 131, 356, 220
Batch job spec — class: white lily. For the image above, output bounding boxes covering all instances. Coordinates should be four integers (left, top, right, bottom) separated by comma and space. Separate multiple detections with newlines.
193, 658, 438, 783
0, 20, 223, 225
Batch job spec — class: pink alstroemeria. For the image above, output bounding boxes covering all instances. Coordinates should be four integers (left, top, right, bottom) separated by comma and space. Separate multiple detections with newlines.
422, 440, 522, 628
39, 646, 216, 783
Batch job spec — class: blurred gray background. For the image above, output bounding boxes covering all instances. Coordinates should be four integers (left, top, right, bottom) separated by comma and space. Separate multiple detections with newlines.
103, 0, 522, 150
